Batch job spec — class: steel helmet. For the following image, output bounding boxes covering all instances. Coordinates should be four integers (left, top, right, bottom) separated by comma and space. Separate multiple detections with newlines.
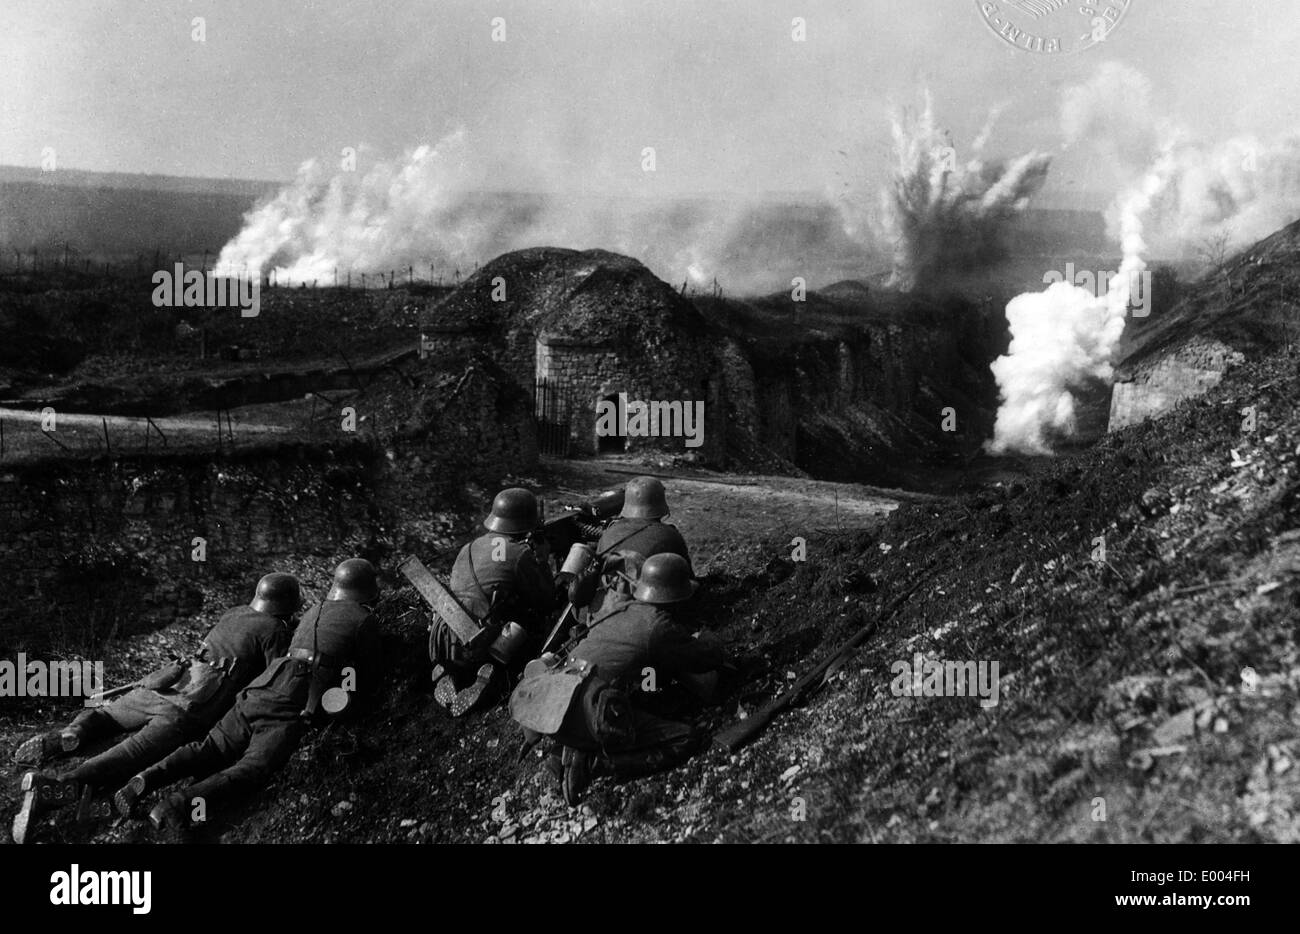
326, 558, 380, 604
249, 572, 302, 617
632, 553, 697, 604
483, 488, 540, 534
620, 476, 669, 520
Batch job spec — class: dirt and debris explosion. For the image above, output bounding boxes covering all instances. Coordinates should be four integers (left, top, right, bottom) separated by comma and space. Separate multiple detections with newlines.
847, 92, 1051, 292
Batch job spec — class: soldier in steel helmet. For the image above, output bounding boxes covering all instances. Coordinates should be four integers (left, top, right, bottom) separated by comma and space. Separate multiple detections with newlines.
543, 552, 726, 805
11, 572, 300, 844
578, 476, 693, 613
431, 487, 559, 716
112, 558, 382, 834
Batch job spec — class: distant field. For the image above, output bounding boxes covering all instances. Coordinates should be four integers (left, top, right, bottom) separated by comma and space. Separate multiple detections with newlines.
0, 406, 299, 463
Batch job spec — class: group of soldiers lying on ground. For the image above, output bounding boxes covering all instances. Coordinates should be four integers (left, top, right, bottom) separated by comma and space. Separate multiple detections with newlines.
11, 476, 737, 843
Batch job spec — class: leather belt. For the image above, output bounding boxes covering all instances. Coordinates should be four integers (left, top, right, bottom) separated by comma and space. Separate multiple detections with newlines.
288, 647, 339, 668
197, 644, 239, 672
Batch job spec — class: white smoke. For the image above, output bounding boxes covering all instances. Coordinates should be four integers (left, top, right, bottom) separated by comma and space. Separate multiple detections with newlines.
987, 151, 1174, 455
215, 131, 874, 294
1136, 134, 1300, 257
987, 59, 1300, 456
1062, 61, 1300, 259
216, 132, 488, 283
845, 92, 1051, 292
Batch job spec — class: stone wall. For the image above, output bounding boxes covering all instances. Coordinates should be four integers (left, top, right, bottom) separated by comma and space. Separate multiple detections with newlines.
0, 360, 537, 654
1109, 337, 1246, 431
535, 334, 722, 459
0, 446, 379, 654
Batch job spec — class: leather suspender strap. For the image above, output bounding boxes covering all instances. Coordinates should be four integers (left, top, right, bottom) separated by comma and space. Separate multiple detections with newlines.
596, 523, 647, 559
468, 540, 514, 625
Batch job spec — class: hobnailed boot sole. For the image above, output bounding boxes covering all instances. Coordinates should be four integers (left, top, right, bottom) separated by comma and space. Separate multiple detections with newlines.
114, 774, 148, 818
13, 733, 64, 768
450, 664, 496, 718
432, 668, 457, 710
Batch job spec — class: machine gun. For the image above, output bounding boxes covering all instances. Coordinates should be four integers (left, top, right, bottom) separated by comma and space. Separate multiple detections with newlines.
538, 486, 625, 558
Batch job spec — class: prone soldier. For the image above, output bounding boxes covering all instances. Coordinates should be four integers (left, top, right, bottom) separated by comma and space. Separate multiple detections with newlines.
11, 572, 299, 844
112, 558, 382, 833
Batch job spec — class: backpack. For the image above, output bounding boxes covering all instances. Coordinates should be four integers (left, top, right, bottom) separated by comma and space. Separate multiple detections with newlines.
509, 655, 634, 751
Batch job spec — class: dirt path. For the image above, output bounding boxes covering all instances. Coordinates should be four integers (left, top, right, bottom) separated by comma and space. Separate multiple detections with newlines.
540, 456, 929, 573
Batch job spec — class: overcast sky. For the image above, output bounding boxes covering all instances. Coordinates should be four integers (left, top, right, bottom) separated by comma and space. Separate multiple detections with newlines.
2, 0, 1297, 202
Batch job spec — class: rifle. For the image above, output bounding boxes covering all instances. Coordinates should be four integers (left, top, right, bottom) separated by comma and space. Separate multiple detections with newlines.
84, 680, 141, 707
711, 576, 925, 753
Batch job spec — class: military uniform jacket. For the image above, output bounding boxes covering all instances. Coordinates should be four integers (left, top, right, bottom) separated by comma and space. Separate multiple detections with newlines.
247, 600, 381, 712
157, 606, 291, 715
596, 518, 692, 572
569, 600, 723, 690
450, 533, 556, 629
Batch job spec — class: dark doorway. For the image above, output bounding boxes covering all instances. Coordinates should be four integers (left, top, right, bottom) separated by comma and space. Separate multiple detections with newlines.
597, 393, 624, 454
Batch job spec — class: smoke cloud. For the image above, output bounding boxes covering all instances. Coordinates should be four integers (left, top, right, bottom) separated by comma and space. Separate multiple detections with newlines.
215, 131, 874, 295
987, 58, 1300, 456
987, 152, 1174, 455
841, 93, 1051, 292
1063, 60, 1300, 258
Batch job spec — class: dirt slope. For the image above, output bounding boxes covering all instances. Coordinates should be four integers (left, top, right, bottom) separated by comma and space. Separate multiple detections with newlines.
5, 336, 1295, 845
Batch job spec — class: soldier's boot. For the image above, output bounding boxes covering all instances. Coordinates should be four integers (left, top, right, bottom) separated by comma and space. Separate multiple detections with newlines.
13, 729, 80, 767
561, 747, 610, 806
450, 663, 498, 718
12, 771, 62, 844
113, 773, 150, 818
148, 793, 190, 835
431, 664, 457, 711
